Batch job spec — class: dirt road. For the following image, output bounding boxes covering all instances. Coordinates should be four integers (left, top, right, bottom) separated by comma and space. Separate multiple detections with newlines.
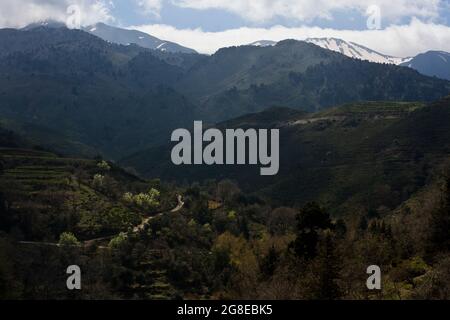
18, 195, 184, 248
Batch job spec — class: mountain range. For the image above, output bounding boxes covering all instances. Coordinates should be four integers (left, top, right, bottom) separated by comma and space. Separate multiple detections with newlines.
21, 20, 198, 54
250, 38, 411, 65
251, 38, 450, 81
0, 23, 449, 161
22, 21, 450, 81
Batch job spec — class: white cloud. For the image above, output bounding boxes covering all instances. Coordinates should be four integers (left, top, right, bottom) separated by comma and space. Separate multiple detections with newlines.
172, 0, 444, 23
130, 18, 450, 57
0, 0, 114, 28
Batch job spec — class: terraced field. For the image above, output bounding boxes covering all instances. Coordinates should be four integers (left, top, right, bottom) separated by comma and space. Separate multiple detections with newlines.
1, 147, 92, 204
317, 101, 425, 117
0, 147, 142, 241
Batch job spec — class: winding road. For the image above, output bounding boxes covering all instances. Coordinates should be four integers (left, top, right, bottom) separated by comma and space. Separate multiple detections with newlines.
133, 195, 184, 233
18, 195, 185, 248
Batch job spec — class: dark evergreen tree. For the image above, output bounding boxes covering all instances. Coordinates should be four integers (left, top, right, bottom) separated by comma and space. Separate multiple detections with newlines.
292, 202, 332, 260
260, 245, 279, 279
240, 216, 250, 240
315, 231, 341, 300
335, 219, 347, 238
358, 216, 368, 231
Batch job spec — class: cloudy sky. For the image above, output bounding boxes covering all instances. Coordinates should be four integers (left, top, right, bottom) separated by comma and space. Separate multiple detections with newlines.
1, 0, 450, 56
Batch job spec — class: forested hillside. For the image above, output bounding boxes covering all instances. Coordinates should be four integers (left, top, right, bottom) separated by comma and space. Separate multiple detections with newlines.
177, 40, 450, 121
122, 97, 450, 217
2, 133, 450, 299
0, 27, 197, 159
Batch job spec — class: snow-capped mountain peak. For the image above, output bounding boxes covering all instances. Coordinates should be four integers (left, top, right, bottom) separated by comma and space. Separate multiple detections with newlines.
305, 37, 411, 65
248, 37, 411, 65
84, 23, 197, 54
249, 40, 277, 47
21, 20, 66, 31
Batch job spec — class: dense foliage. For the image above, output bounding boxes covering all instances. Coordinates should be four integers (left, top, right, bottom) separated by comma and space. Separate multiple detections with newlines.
2, 167, 450, 299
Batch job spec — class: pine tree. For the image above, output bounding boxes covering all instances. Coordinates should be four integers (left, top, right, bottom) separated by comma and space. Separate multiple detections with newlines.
293, 202, 332, 260
260, 245, 279, 279
315, 231, 341, 300
358, 216, 368, 231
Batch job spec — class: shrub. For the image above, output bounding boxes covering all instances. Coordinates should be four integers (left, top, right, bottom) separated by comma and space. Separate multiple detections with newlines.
122, 188, 160, 211
92, 174, 105, 189
109, 232, 128, 250
97, 160, 111, 171
58, 232, 80, 246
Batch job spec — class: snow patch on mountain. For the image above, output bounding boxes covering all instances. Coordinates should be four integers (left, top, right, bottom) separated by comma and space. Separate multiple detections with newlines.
84, 23, 197, 54
249, 38, 411, 65
305, 38, 411, 65
249, 40, 277, 47
156, 42, 167, 49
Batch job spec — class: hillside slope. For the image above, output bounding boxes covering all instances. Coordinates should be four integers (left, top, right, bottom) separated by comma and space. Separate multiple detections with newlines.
177, 40, 450, 121
0, 27, 196, 159
121, 97, 450, 215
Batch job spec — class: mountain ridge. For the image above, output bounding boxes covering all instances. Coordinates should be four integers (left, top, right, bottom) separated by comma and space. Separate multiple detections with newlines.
0, 26, 197, 159
178, 39, 450, 121
305, 37, 412, 65
250, 37, 412, 65
249, 37, 450, 81
84, 23, 197, 54
401, 50, 450, 80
